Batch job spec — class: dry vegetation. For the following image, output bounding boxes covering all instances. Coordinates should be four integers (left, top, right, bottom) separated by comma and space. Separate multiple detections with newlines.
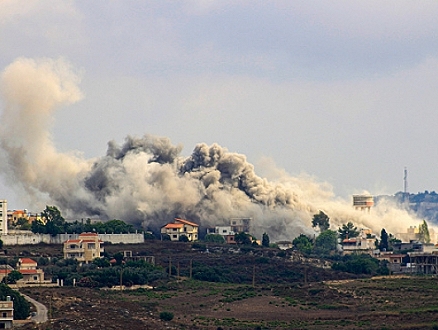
7, 242, 438, 329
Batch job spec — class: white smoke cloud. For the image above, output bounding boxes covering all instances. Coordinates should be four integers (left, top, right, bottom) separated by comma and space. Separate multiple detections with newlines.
0, 57, 424, 241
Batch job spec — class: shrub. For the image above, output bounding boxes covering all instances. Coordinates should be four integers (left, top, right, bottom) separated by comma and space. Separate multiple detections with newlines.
159, 311, 174, 321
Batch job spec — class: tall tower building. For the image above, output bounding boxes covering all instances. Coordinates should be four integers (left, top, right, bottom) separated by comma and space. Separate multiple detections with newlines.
0, 200, 7, 235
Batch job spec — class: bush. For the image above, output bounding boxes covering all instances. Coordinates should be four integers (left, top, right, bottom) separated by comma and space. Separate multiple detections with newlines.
159, 311, 174, 321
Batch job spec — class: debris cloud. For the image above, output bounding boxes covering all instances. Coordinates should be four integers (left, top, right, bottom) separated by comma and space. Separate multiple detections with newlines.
0, 58, 422, 240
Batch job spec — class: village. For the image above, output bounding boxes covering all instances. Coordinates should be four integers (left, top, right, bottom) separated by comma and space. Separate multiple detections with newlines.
0, 195, 436, 328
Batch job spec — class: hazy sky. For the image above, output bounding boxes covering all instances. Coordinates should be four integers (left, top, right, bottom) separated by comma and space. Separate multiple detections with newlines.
1, 0, 438, 210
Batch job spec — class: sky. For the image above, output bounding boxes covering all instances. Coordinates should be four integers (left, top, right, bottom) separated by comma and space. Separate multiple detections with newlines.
1, 0, 438, 213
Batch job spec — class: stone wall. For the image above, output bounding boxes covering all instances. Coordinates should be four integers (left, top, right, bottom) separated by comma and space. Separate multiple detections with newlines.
0, 232, 145, 245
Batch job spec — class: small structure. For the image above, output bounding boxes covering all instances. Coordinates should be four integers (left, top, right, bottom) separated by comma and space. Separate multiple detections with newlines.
0, 200, 7, 235
17, 258, 44, 283
0, 296, 13, 329
276, 241, 293, 250
206, 218, 252, 244
341, 228, 376, 255
0, 266, 13, 283
63, 232, 104, 264
161, 218, 199, 241
230, 218, 251, 233
353, 195, 374, 212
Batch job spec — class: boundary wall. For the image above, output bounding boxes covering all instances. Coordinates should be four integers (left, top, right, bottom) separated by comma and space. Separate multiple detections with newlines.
0, 232, 144, 245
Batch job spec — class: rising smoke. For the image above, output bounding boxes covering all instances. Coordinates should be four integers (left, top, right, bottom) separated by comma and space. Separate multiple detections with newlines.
0, 58, 422, 240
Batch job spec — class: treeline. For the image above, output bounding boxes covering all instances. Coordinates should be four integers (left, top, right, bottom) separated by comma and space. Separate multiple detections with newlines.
31, 206, 136, 236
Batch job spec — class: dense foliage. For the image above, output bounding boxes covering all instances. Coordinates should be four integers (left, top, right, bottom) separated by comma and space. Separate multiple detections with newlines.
31, 206, 136, 235
0, 284, 30, 319
332, 254, 389, 275
312, 211, 330, 232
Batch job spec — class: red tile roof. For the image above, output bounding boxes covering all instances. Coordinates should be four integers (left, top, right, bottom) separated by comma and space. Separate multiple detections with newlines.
174, 218, 198, 227
163, 223, 183, 229
19, 269, 39, 275
19, 258, 37, 265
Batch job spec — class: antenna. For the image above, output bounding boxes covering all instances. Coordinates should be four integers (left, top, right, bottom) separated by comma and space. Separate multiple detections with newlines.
403, 167, 408, 196
404, 167, 408, 194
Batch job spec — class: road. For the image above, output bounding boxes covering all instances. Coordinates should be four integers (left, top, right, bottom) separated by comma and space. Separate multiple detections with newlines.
22, 293, 48, 323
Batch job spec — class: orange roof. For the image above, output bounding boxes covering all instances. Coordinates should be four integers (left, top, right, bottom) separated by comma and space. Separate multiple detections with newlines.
163, 223, 183, 229
342, 239, 357, 243
0, 270, 11, 275
19, 269, 39, 275
174, 218, 198, 227
65, 239, 81, 243
19, 258, 37, 264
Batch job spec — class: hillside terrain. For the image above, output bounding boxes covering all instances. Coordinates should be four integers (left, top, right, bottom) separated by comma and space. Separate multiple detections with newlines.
3, 241, 438, 329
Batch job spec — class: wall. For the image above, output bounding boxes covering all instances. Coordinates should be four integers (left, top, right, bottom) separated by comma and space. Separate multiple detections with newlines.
0, 232, 144, 245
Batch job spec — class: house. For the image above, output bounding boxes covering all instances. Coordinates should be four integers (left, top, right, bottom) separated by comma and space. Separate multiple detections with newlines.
276, 241, 293, 250
0, 297, 13, 329
63, 232, 104, 264
206, 218, 252, 244
161, 218, 199, 241
17, 258, 44, 283
376, 252, 407, 273
341, 228, 376, 255
0, 266, 13, 283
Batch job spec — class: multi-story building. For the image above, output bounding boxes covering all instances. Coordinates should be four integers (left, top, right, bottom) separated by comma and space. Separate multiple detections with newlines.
63, 232, 104, 264
0, 200, 7, 235
17, 258, 45, 283
161, 218, 199, 241
0, 297, 13, 329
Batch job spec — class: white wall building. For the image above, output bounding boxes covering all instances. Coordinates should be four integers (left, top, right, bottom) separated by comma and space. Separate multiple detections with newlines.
0, 200, 7, 235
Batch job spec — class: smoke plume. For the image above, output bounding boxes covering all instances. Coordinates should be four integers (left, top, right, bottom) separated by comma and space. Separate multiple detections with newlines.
0, 58, 423, 240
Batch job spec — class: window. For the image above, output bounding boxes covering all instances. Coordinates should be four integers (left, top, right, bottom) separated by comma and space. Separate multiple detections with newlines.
2, 312, 6, 317
87, 243, 95, 249
33, 276, 38, 281
222, 229, 227, 233
173, 235, 177, 239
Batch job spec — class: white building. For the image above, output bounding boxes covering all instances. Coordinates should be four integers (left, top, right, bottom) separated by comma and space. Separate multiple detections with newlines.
0, 200, 7, 235
0, 296, 13, 329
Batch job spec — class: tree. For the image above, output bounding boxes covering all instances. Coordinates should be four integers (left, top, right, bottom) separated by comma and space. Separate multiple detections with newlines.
0, 283, 30, 319
4, 270, 23, 284
313, 230, 338, 255
418, 220, 431, 244
379, 228, 389, 251
312, 211, 330, 232
262, 233, 270, 247
338, 222, 360, 240
41, 206, 66, 236
292, 234, 313, 255
204, 234, 225, 244
234, 232, 252, 245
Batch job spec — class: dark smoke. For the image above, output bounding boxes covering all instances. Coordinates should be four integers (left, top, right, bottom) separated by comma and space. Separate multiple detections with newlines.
0, 58, 422, 241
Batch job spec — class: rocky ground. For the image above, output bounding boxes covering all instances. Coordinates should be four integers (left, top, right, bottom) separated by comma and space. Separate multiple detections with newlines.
16, 276, 438, 330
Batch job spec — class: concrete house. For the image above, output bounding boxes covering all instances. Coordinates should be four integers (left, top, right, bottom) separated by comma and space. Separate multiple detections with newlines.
63, 232, 104, 264
161, 218, 199, 241
0, 297, 13, 329
17, 258, 45, 283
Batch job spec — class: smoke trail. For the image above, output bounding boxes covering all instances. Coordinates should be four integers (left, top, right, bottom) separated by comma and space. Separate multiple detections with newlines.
0, 58, 423, 240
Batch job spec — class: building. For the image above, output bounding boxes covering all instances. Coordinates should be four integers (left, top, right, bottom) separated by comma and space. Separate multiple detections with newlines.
63, 232, 104, 264
0, 297, 13, 329
0, 200, 7, 235
230, 217, 251, 233
206, 218, 253, 244
160, 218, 199, 241
352, 195, 374, 212
341, 228, 376, 255
0, 266, 13, 283
17, 258, 44, 283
